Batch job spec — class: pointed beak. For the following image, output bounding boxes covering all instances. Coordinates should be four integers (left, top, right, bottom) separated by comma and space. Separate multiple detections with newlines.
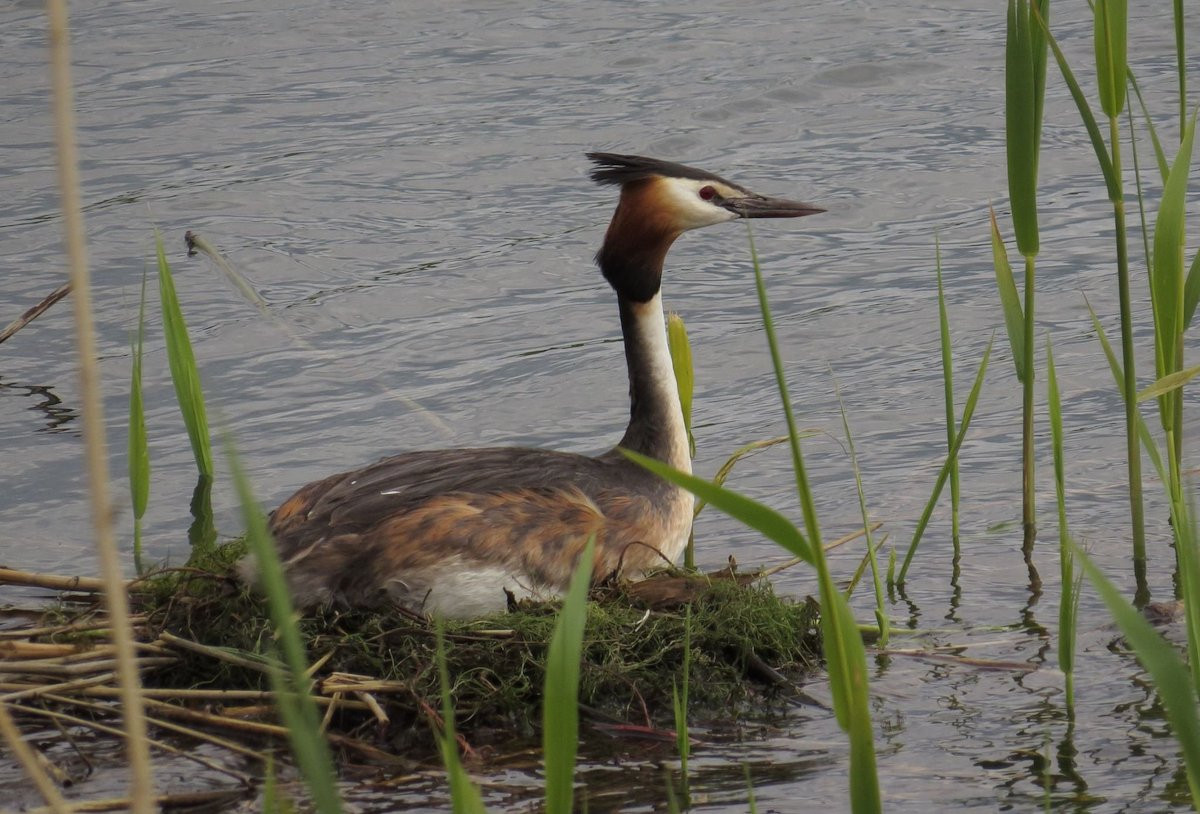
721, 194, 824, 219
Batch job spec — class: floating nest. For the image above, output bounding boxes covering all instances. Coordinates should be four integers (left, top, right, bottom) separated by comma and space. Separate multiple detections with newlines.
0, 540, 820, 790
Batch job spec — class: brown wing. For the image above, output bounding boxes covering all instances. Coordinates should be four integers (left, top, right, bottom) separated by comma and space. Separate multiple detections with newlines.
266, 447, 686, 608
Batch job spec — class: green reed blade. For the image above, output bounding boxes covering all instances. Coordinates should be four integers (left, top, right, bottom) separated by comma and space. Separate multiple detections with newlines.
935, 238, 961, 549
1128, 71, 1170, 181
226, 436, 342, 814
744, 228, 879, 813
694, 436, 791, 520
897, 336, 993, 584
128, 270, 150, 575
1041, 16, 1118, 199
543, 535, 594, 814
1151, 114, 1196, 381
1075, 544, 1200, 806
825, 585, 880, 813
156, 234, 213, 478
435, 625, 488, 814
667, 313, 698, 569
1094, 0, 1128, 119
1085, 301, 1167, 484
1184, 249, 1200, 330
1006, 0, 1047, 256
666, 313, 695, 460
1136, 364, 1200, 403
834, 377, 888, 646
1029, 0, 1049, 147
1046, 337, 1077, 711
622, 448, 812, 564
262, 755, 289, 814
990, 209, 1026, 382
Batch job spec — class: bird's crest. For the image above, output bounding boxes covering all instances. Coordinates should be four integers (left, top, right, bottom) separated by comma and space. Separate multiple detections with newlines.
587, 152, 748, 194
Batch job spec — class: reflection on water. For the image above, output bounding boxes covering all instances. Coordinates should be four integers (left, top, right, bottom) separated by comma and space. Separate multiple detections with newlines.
2, 0, 1199, 810
0, 377, 79, 435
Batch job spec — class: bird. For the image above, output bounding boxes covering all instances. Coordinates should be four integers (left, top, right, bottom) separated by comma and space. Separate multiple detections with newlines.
255, 152, 822, 618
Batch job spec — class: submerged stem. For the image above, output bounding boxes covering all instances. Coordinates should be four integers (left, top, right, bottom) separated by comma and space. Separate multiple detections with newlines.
1021, 253, 1038, 575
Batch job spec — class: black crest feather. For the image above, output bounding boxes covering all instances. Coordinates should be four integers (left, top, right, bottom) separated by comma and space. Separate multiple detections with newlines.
586, 152, 747, 192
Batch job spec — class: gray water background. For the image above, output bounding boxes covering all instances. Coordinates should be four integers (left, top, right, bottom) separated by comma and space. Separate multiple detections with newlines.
2, 0, 1199, 810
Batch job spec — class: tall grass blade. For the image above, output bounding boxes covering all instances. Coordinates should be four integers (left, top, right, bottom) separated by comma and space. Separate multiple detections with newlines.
935, 238, 961, 551
897, 336, 994, 584
989, 209, 1026, 382
227, 437, 342, 814
1045, 337, 1077, 713
744, 228, 880, 812
834, 378, 888, 646
1046, 3, 1147, 586
634, 228, 880, 810
744, 228, 823, 550
1075, 545, 1200, 806
157, 235, 213, 479
825, 587, 880, 813
543, 536, 594, 814
435, 625, 488, 814
622, 449, 812, 564
1093, 0, 1128, 119
128, 271, 150, 575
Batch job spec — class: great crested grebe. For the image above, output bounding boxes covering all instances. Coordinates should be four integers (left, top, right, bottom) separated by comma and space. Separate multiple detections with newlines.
258, 153, 822, 617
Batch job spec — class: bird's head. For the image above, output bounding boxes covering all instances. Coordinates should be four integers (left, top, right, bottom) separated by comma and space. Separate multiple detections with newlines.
588, 152, 821, 301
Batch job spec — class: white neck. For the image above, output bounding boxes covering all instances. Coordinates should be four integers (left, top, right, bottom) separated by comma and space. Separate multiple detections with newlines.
614, 292, 692, 475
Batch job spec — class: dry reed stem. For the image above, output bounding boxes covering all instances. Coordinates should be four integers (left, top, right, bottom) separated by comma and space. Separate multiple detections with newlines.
0, 641, 83, 659
0, 283, 71, 345
157, 630, 274, 674
0, 656, 174, 677
0, 702, 70, 813
0, 616, 149, 640
0, 673, 117, 703
141, 700, 409, 765
26, 788, 245, 813
355, 691, 390, 728
71, 695, 265, 764
0, 568, 110, 593
45, 2, 155, 810
38, 693, 260, 778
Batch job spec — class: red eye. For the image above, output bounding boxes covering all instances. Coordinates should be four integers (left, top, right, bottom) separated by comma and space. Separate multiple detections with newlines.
698, 185, 717, 200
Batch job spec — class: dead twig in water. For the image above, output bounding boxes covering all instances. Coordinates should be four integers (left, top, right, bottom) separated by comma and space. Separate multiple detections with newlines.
0, 284, 71, 345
